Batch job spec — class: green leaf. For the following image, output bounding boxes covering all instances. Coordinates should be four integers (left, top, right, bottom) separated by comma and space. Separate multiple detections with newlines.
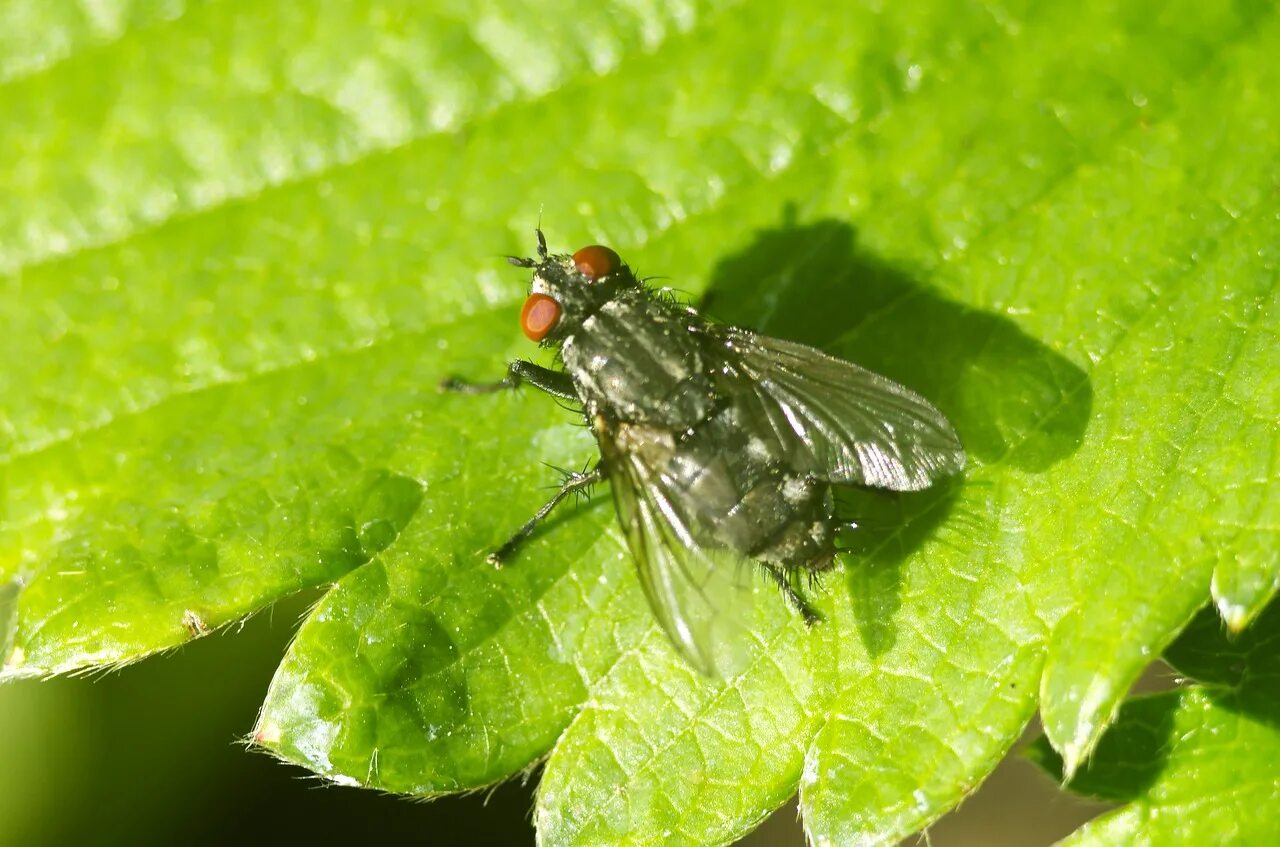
0, 578, 18, 667
1028, 601, 1280, 844
2, 1, 1277, 845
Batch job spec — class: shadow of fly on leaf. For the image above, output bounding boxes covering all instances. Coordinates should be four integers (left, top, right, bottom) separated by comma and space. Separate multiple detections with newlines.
442, 224, 971, 676
701, 209, 1092, 657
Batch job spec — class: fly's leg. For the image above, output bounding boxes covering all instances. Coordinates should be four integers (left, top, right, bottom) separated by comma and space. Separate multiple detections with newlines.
443, 359, 591, 565
487, 465, 604, 567
761, 564, 821, 626
440, 360, 578, 401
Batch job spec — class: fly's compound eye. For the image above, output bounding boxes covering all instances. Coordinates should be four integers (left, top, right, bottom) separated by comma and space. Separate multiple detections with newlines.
572, 245, 621, 280
520, 293, 562, 341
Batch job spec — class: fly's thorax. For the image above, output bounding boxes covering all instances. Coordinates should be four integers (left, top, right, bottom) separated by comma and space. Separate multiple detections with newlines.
561, 288, 718, 426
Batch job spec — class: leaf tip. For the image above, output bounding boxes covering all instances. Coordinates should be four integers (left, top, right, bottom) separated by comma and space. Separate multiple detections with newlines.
1058, 738, 1090, 783
253, 720, 282, 746
2, 645, 25, 674
1211, 586, 1260, 634
1041, 670, 1119, 782
1210, 564, 1278, 634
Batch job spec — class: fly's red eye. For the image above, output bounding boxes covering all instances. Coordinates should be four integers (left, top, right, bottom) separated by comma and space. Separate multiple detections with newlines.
520, 293, 561, 341
572, 245, 621, 280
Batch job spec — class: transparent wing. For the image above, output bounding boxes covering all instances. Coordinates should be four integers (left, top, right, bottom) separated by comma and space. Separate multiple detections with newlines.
599, 422, 755, 676
716, 327, 965, 491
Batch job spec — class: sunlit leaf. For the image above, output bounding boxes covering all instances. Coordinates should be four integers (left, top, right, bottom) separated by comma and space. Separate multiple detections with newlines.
2, 1, 1276, 844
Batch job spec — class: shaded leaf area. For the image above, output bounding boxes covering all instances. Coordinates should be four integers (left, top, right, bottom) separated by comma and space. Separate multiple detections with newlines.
1029, 600, 1280, 844
1164, 600, 1280, 714
1, 1, 1278, 846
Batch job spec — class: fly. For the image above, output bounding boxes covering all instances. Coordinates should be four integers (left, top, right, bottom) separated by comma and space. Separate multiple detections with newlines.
443, 230, 965, 673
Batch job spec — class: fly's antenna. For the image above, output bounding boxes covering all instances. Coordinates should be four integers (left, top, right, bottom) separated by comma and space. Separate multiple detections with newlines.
506, 218, 544, 268
508, 215, 550, 267
533, 208, 549, 260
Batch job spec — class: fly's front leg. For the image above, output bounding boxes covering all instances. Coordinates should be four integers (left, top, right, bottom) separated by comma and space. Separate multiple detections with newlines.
443, 360, 591, 565
440, 360, 578, 401
488, 465, 604, 567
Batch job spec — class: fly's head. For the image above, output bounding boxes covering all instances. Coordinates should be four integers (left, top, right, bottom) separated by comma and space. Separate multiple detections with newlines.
509, 229, 634, 347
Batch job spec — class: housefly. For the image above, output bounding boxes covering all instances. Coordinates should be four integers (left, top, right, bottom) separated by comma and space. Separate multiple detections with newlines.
443, 230, 965, 673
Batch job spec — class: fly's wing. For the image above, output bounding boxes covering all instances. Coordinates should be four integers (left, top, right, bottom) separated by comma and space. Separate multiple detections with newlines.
599, 422, 755, 676
715, 327, 965, 491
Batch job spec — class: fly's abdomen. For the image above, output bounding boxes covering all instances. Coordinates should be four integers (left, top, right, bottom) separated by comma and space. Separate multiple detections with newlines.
665, 403, 836, 572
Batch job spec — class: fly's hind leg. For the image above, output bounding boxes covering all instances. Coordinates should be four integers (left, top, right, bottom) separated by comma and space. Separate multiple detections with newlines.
487, 464, 604, 567
761, 564, 822, 626
440, 360, 578, 401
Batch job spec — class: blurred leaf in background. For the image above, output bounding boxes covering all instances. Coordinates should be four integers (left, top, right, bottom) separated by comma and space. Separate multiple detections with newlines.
1, 1, 1276, 845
